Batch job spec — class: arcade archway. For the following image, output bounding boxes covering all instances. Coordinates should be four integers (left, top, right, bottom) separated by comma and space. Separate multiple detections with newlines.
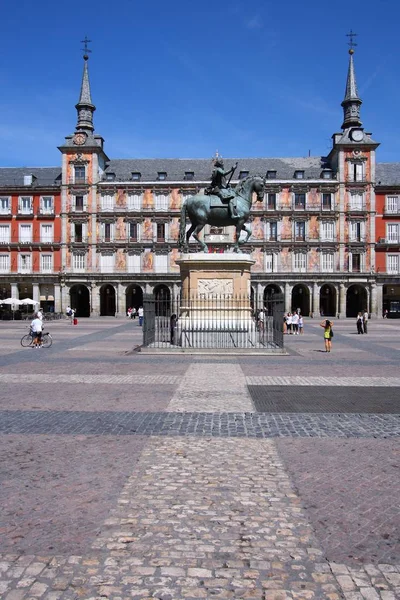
70, 284, 90, 317
264, 284, 282, 315
291, 284, 310, 316
320, 284, 337, 317
100, 284, 116, 316
346, 284, 367, 318
126, 284, 143, 313
154, 284, 171, 316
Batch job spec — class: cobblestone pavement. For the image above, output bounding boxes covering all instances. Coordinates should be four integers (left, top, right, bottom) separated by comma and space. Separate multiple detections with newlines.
0, 318, 399, 599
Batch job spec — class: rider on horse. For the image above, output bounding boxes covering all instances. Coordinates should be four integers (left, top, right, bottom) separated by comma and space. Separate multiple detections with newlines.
205, 158, 239, 219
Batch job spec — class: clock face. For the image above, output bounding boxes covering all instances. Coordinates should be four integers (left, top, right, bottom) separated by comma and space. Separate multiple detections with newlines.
351, 129, 363, 142
73, 133, 86, 145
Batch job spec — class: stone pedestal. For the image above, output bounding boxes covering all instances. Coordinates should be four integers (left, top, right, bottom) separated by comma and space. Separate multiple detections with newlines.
175, 253, 257, 348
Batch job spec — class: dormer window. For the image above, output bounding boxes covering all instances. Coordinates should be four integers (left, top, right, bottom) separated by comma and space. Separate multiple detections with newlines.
106, 172, 115, 182
321, 169, 333, 180
239, 170, 249, 179
294, 170, 305, 179
131, 172, 141, 181
157, 172, 167, 181
184, 171, 194, 181
266, 170, 277, 179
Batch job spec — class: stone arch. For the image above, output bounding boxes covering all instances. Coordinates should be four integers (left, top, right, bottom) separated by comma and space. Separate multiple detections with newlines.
70, 284, 90, 318
126, 284, 143, 313
320, 283, 337, 317
346, 284, 367, 318
264, 284, 282, 315
100, 283, 116, 317
291, 284, 310, 316
154, 284, 171, 316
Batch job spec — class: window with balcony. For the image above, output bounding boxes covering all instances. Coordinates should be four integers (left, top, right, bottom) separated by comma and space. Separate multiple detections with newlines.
265, 253, 276, 273
100, 253, 114, 273
350, 221, 364, 242
73, 253, 85, 272
350, 252, 362, 272
349, 162, 364, 182
19, 224, 32, 243
154, 254, 168, 273
129, 222, 138, 241
293, 252, 307, 272
73, 195, 85, 212
74, 166, 86, 183
266, 221, 277, 241
127, 254, 141, 273
41, 254, 53, 273
40, 196, 54, 214
294, 221, 306, 241
101, 194, 114, 211
40, 224, 53, 243
321, 221, 335, 242
127, 193, 141, 211
387, 254, 400, 274
385, 195, 399, 214
18, 196, 32, 214
157, 223, 165, 242
73, 223, 83, 243
0, 254, 10, 273
349, 192, 364, 211
0, 224, 11, 244
294, 193, 305, 210
266, 193, 276, 210
18, 254, 31, 273
102, 222, 113, 242
387, 223, 399, 243
321, 252, 334, 272
0, 197, 10, 215
322, 193, 332, 210
155, 194, 168, 211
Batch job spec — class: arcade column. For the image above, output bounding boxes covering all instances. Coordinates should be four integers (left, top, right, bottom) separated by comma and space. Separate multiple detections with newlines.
91, 283, 100, 316
284, 283, 292, 313
312, 282, 319, 318
339, 283, 346, 318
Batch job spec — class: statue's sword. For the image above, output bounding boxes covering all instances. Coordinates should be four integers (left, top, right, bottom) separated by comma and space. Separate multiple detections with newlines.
227, 164, 237, 187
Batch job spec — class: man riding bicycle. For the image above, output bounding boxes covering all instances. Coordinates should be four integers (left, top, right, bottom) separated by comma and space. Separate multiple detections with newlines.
30, 313, 43, 348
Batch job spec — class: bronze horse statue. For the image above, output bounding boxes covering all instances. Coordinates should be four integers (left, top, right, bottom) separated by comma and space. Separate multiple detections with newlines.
178, 174, 265, 252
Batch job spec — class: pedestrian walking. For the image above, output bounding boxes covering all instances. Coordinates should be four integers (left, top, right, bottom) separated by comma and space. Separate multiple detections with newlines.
356, 312, 364, 334
138, 306, 144, 326
363, 309, 369, 334
298, 314, 304, 334
320, 318, 333, 352
291, 312, 299, 334
383, 309, 388, 318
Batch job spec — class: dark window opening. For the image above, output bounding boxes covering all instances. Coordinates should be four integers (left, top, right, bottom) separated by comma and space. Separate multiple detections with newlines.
270, 221, 277, 241
295, 221, 306, 241
106, 172, 115, 181
184, 171, 194, 181
129, 222, 138, 241
294, 193, 305, 209
239, 170, 249, 179
104, 223, 111, 242
75, 196, 84, 211
157, 223, 165, 241
157, 172, 167, 181
322, 193, 332, 210
74, 166, 85, 182
294, 170, 305, 179
266, 193, 276, 210
352, 254, 361, 272
266, 171, 277, 179
131, 172, 141, 181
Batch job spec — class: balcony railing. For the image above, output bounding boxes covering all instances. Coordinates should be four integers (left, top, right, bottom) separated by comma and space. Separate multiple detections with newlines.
377, 237, 399, 245
68, 176, 88, 185
70, 204, 88, 212
37, 208, 55, 216
17, 207, 33, 215
70, 236, 89, 244
347, 204, 367, 212
348, 236, 366, 243
0, 236, 60, 245
384, 207, 400, 215
0, 208, 11, 216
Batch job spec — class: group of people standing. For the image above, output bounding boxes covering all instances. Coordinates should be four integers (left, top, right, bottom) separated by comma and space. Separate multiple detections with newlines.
127, 306, 144, 326
283, 311, 304, 335
356, 310, 369, 334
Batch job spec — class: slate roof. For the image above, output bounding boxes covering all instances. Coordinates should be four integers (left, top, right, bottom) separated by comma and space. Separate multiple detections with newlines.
103, 156, 331, 182
376, 163, 400, 187
0, 167, 61, 187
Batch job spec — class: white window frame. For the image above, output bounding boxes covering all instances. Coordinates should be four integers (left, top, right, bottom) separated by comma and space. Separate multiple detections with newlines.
348, 252, 365, 273
18, 253, 32, 273
349, 221, 365, 242
73, 165, 86, 183
266, 221, 277, 241
40, 223, 53, 243
265, 252, 277, 273
40, 196, 54, 214
19, 223, 32, 243
127, 193, 142, 211
0, 254, 10, 273
100, 194, 114, 212
0, 224, 11, 243
18, 196, 33, 215
386, 223, 399, 243
72, 195, 87, 212
101, 222, 115, 242
155, 193, 169, 211
41, 254, 53, 273
349, 192, 364, 211
0, 196, 11, 215
320, 220, 335, 242
387, 254, 400, 274
320, 252, 334, 273
385, 195, 399, 215
100, 253, 115, 273
154, 254, 168, 273
293, 252, 307, 273
72, 253, 86, 272
127, 254, 141, 273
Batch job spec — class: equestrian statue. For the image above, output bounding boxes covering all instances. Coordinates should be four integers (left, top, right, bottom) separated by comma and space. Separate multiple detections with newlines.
178, 159, 265, 253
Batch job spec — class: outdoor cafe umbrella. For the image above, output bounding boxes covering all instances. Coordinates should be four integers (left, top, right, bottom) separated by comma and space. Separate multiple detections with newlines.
0, 297, 23, 319
20, 298, 39, 305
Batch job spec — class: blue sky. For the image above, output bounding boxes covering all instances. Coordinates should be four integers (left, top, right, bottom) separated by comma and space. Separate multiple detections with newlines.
1, 0, 399, 166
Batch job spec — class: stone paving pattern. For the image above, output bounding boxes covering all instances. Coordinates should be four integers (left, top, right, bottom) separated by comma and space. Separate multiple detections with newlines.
0, 317, 399, 599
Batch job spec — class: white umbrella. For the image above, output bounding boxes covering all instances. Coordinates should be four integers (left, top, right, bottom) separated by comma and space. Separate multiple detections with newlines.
20, 298, 39, 305
1, 298, 23, 305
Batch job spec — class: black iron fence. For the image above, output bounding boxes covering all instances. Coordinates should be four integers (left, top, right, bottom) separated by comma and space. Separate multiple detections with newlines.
142, 293, 284, 351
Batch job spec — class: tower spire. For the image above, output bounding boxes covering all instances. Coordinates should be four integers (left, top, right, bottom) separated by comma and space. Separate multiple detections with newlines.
341, 30, 362, 129
75, 37, 95, 132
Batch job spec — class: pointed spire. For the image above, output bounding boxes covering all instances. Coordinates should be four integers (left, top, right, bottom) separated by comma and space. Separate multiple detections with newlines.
341, 32, 362, 129
75, 37, 95, 132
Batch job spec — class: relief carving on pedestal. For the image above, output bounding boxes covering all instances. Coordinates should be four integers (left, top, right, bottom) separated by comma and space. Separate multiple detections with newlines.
198, 278, 233, 297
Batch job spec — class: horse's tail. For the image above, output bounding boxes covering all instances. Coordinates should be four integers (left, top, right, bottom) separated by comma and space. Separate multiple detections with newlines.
178, 200, 188, 250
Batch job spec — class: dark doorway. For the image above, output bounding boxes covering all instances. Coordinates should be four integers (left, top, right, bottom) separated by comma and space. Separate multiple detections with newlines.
264, 284, 282, 316
70, 284, 90, 317
154, 285, 171, 316
383, 285, 400, 318
126, 284, 143, 312
320, 284, 337, 317
100, 284, 116, 316
346, 284, 367, 318
291, 284, 310, 316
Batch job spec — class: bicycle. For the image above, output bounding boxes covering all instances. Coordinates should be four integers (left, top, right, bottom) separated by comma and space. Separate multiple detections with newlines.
20, 328, 53, 348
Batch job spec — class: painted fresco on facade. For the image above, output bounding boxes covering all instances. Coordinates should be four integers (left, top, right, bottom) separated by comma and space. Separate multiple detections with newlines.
170, 189, 181, 210
309, 216, 319, 240
308, 187, 318, 208
116, 189, 125, 207
116, 249, 126, 271
142, 218, 153, 240
169, 218, 180, 240
251, 248, 263, 272
142, 250, 154, 272
280, 248, 291, 271
309, 248, 319, 272
280, 187, 291, 209
142, 189, 154, 209
251, 217, 264, 240
169, 248, 180, 272
116, 217, 125, 240
280, 216, 291, 241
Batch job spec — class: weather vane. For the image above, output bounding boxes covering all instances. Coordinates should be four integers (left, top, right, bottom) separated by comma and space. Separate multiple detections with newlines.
346, 30, 357, 54
81, 36, 92, 60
